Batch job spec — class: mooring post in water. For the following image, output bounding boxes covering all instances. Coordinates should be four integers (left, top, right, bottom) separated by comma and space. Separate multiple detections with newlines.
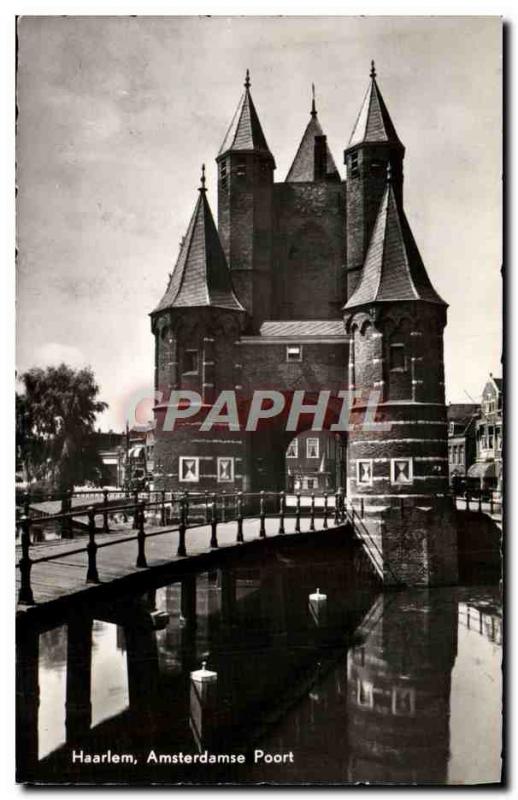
177, 495, 187, 557
210, 498, 218, 548
18, 516, 35, 605
16, 625, 39, 777
236, 491, 244, 543
136, 500, 147, 568
65, 616, 93, 742
295, 491, 301, 532
259, 490, 266, 538
278, 491, 286, 534
86, 507, 99, 583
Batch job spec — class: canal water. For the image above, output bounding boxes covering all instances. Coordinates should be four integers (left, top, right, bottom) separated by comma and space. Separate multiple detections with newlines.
18, 541, 502, 785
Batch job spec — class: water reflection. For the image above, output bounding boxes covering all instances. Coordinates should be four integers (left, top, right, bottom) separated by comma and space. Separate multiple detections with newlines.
17, 544, 501, 786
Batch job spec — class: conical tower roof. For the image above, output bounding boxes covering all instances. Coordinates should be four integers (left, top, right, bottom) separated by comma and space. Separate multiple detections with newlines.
152, 167, 245, 314
286, 88, 340, 182
218, 70, 274, 163
347, 61, 404, 151
344, 168, 446, 309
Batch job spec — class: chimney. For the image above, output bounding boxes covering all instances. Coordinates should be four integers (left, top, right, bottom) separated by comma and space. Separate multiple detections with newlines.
314, 135, 327, 181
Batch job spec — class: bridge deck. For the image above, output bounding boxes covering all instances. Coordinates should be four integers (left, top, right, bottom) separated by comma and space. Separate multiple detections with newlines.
16, 515, 341, 615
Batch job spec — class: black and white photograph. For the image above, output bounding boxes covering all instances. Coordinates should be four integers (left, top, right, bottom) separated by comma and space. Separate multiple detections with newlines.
14, 15, 503, 786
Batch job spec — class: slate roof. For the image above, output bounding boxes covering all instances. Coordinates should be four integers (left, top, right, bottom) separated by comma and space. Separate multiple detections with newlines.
152, 186, 244, 314
447, 404, 479, 424
348, 69, 403, 151
218, 72, 274, 163
286, 111, 340, 182
259, 320, 346, 337
344, 178, 446, 309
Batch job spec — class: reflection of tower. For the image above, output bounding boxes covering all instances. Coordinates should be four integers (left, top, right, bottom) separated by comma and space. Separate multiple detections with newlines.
346, 592, 458, 784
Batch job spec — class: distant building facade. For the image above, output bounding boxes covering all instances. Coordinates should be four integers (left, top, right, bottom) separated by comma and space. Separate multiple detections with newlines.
285, 431, 346, 494
447, 404, 478, 490
467, 375, 503, 492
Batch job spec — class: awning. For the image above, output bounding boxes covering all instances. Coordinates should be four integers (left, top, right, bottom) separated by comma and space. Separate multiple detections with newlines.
129, 445, 145, 459
467, 461, 497, 479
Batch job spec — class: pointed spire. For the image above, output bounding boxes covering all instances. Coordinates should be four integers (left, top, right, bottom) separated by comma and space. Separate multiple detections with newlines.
311, 83, 317, 118
286, 98, 340, 183
347, 64, 404, 151
199, 163, 206, 192
218, 72, 275, 164
152, 178, 244, 314
344, 180, 446, 309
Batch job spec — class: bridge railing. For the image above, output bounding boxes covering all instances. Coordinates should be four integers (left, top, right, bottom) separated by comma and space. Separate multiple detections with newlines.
16, 489, 355, 607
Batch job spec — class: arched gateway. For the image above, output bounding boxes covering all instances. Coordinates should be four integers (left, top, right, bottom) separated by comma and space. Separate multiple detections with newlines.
149, 66, 458, 585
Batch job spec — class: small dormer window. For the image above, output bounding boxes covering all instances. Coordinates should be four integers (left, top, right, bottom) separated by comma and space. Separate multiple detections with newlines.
183, 349, 199, 374
220, 160, 228, 191
350, 153, 359, 179
390, 343, 406, 371
286, 345, 302, 362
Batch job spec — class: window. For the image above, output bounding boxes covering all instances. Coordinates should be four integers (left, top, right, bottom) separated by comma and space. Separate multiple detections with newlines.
449, 422, 456, 435
356, 459, 373, 486
305, 477, 318, 491
179, 457, 199, 483
286, 345, 302, 362
357, 679, 374, 708
220, 160, 228, 190
459, 444, 465, 465
286, 439, 298, 458
306, 438, 319, 459
390, 343, 406, 371
236, 159, 247, 177
217, 457, 234, 483
350, 152, 359, 179
391, 458, 413, 485
183, 350, 199, 374
391, 687, 415, 717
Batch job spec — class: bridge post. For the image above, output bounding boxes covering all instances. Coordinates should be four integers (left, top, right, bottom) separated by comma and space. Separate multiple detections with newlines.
295, 492, 301, 532
259, 490, 266, 538
177, 495, 187, 557
210, 499, 218, 548
309, 493, 316, 531
221, 491, 226, 523
180, 574, 197, 629
102, 489, 110, 533
323, 492, 328, 529
466, 493, 470, 511
23, 491, 31, 519
478, 494, 483, 513
136, 501, 147, 568
184, 492, 190, 525
278, 491, 285, 534
236, 492, 244, 543
204, 491, 210, 523
18, 516, 35, 606
360, 496, 365, 520
86, 507, 99, 583
490, 492, 494, 514
160, 490, 166, 525
132, 490, 139, 529
334, 491, 340, 526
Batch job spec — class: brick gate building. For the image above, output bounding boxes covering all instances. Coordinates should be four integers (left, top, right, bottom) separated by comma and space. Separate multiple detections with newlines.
149, 63, 457, 582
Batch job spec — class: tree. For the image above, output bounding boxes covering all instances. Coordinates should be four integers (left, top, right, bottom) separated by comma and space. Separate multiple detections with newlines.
16, 364, 108, 491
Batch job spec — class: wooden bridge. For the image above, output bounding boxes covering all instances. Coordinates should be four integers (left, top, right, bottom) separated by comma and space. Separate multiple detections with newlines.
16, 490, 391, 617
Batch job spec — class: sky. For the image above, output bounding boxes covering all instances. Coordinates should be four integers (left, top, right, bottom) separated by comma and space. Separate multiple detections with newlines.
16, 16, 502, 431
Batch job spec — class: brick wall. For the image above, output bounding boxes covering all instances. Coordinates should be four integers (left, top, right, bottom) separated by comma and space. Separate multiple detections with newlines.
272, 182, 346, 319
